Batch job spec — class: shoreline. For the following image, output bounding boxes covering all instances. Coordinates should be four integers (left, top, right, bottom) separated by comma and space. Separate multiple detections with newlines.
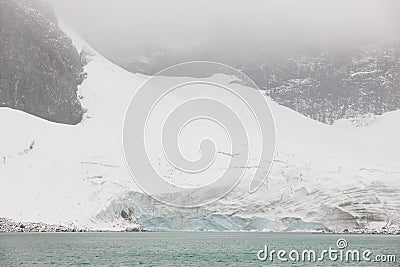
0, 218, 145, 233
1, 218, 399, 235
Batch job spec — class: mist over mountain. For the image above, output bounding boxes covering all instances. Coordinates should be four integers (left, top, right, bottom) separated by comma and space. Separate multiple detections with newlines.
49, 0, 400, 124
49, 0, 400, 57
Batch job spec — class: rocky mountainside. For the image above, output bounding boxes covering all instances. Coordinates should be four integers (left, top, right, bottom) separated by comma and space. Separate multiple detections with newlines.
0, 0, 85, 124
246, 43, 400, 124
111, 42, 400, 124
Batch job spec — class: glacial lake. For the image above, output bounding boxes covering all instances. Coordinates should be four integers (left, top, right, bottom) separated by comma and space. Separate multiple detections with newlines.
0, 232, 398, 266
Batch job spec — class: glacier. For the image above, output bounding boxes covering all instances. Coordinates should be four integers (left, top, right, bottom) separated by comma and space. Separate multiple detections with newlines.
0, 23, 399, 232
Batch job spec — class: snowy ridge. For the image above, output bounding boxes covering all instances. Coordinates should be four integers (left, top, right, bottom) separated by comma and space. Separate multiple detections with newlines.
1, 25, 399, 231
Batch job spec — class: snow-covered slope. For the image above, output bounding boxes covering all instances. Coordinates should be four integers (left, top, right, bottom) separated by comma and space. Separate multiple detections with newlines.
1, 26, 399, 231
0, 25, 145, 229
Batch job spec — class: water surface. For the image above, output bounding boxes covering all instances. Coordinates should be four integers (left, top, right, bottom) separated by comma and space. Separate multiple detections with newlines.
0, 232, 398, 266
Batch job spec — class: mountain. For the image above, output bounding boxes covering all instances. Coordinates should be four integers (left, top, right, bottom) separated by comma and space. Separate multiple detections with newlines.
110, 42, 400, 125
1, 18, 399, 231
0, 0, 85, 124
249, 44, 400, 124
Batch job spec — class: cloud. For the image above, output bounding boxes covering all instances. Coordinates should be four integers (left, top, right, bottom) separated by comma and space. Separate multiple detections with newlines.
50, 0, 400, 57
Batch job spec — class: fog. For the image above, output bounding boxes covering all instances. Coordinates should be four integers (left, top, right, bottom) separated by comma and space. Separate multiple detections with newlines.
49, 0, 400, 59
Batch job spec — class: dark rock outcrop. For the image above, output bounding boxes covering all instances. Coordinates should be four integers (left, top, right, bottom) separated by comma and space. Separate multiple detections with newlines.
0, 0, 85, 124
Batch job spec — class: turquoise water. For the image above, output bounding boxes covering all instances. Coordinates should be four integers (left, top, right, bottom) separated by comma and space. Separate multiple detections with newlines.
0, 232, 398, 266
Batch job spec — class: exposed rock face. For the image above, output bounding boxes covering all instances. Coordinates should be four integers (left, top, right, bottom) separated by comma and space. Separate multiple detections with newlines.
0, 0, 85, 124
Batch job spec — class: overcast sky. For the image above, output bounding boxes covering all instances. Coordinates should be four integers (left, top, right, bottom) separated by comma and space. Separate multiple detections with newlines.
49, 0, 400, 58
